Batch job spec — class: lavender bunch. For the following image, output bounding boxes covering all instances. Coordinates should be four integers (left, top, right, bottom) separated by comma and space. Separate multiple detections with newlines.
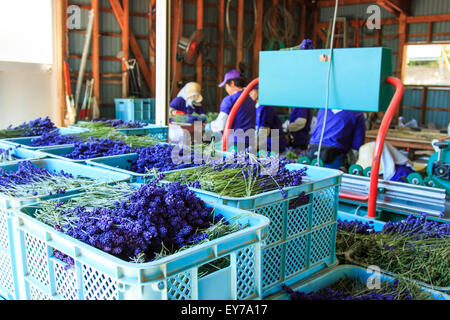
164, 153, 308, 198
336, 214, 450, 288
129, 144, 202, 174
382, 213, 450, 239
0, 161, 95, 198
31, 130, 81, 147
282, 278, 432, 300
0, 117, 58, 139
47, 181, 232, 264
89, 119, 146, 128
62, 138, 135, 160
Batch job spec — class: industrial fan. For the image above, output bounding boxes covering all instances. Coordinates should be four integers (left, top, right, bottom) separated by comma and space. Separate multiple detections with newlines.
176, 29, 204, 64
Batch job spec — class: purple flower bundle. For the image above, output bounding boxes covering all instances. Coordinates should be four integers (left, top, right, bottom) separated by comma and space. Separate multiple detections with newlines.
55, 181, 227, 263
0, 161, 73, 190
62, 137, 135, 160
282, 278, 418, 301
128, 144, 201, 174
31, 130, 81, 147
8, 116, 58, 137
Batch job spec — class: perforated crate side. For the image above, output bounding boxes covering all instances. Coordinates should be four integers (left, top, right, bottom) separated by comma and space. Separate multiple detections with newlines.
14, 200, 268, 300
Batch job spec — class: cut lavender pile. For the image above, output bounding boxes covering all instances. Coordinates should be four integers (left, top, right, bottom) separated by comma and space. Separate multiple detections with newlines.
62, 138, 135, 160
0, 116, 58, 139
35, 180, 243, 265
163, 152, 308, 198
80, 119, 147, 129
0, 161, 96, 198
282, 278, 432, 300
31, 130, 81, 147
336, 214, 450, 288
128, 143, 203, 174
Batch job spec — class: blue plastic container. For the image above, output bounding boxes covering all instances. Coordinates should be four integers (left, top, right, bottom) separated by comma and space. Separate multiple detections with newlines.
115, 124, 168, 141
2, 127, 89, 151
0, 159, 131, 300
162, 163, 343, 297
115, 98, 156, 124
336, 211, 450, 293
14, 194, 269, 300
0, 142, 46, 164
268, 264, 450, 300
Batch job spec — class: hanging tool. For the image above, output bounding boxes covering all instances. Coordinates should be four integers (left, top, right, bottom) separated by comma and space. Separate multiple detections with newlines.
79, 79, 93, 120
74, 9, 95, 122
63, 61, 76, 125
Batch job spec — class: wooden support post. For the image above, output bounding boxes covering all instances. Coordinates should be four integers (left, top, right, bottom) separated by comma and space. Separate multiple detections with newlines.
355, 17, 360, 47
196, 0, 204, 85
420, 86, 428, 126
171, 0, 181, 99
395, 12, 407, 122
236, 0, 244, 69
299, 3, 307, 43
55, 0, 66, 126
252, 0, 263, 79
121, 0, 129, 98
109, 0, 153, 94
427, 22, 433, 43
312, 8, 319, 47
217, 0, 225, 110
92, 0, 100, 105
149, 0, 156, 96
396, 13, 407, 78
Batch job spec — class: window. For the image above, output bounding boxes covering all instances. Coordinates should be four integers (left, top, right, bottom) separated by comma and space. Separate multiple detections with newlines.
0, 0, 53, 64
403, 44, 450, 86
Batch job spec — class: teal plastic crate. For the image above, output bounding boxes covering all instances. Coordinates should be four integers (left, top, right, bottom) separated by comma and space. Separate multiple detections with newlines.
162, 163, 343, 297
0, 159, 131, 300
116, 124, 168, 141
2, 127, 89, 151
268, 264, 450, 300
15, 194, 269, 300
115, 98, 156, 124
336, 211, 450, 293
0, 142, 46, 164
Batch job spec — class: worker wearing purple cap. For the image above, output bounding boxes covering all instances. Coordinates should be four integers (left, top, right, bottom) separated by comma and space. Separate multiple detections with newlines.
207, 69, 256, 150
250, 84, 287, 154
307, 109, 366, 169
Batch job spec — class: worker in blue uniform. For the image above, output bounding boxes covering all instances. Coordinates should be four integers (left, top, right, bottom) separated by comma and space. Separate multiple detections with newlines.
249, 84, 287, 154
287, 107, 313, 150
206, 69, 256, 151
169, 82, 205, 122
307, 109, 366, 169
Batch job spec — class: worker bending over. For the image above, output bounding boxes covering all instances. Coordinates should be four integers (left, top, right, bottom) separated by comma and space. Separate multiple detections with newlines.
169, 82, 205, 121
250, 85, 287, 154
207, 69, 256, 152
287, 107, 313, 150
307, 109, 366, 169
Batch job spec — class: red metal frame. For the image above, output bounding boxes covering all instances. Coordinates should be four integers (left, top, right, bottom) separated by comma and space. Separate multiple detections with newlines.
221, 76, 405, 219
222, 78, 260, 150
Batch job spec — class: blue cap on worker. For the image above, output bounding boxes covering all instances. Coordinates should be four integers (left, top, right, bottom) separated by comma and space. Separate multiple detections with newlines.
218, 69, 242, 87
